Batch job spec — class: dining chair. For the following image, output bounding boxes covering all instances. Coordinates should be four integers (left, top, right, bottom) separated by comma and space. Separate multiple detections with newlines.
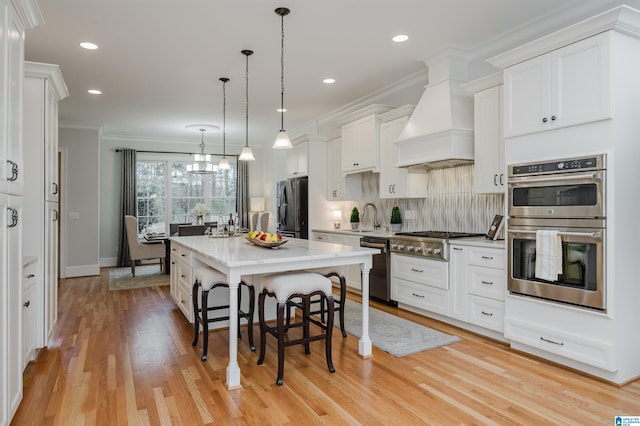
124, 215, 165, 277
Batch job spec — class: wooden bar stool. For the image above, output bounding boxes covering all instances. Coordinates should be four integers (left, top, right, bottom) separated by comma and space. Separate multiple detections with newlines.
287, 268, 347, 338
257, 271, 335, 386
191, 267, 255, 361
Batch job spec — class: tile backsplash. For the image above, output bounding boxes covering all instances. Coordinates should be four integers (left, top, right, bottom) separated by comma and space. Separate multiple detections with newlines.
345, 165, 504, 234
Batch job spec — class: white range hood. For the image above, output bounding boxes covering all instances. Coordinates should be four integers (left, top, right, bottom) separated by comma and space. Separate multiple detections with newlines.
395, 52, 474, 169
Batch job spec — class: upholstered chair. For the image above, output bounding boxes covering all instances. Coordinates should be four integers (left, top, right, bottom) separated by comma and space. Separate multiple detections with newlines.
124, 215, 165, 277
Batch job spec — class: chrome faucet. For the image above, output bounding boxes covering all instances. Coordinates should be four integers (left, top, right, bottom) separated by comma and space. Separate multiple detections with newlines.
361, 203, 381, 230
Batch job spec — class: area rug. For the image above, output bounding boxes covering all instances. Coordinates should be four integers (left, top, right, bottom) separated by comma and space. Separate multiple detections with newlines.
337, 299, 460, 357
108, 265, 169, 291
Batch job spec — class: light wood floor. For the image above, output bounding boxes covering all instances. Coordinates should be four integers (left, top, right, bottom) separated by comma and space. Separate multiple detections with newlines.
11, 270, 640, 425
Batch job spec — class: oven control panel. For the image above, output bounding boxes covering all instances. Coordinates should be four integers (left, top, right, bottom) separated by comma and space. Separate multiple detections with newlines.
390, 238, 447, 261
510, 154, 605, 177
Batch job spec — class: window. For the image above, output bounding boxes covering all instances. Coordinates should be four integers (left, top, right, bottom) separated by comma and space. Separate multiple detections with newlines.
136, 156, 237, 234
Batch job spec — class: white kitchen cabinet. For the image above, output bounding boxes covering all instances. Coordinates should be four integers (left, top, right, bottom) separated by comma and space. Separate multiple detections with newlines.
170, 241, 193, 321
44, 203, 59, 341
463, 245, 505, 333
286, 140, 308, 178
326, 138, 345, 200
391, 253, 449, 315
378, 106, 428, 199
448, 245, 468, 321
312, 231, 362, 291
22, 258, 39, 365
503, 31, 611, 138
473, 84, 504, 194
340, 105, 394, 174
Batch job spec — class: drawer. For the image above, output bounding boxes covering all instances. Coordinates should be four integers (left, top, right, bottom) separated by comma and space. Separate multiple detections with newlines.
176, 284, 192, 321
170, 242, 192, 260
177, 261, 191, 292
468, 266, 506, 301
392, 277, 449, 315
467, 295, 505, 332
391, 254, 448, 290
505, 316, 615, 371
467, 247, 505, 270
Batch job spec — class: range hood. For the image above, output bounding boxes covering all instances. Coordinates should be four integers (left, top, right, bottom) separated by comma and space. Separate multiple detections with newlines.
395, 52, 474, 169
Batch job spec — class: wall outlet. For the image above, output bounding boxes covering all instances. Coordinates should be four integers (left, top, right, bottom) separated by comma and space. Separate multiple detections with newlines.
404, 210, 416, 220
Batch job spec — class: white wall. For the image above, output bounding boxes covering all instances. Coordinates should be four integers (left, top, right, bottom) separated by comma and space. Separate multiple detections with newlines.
59, 128, 101, 277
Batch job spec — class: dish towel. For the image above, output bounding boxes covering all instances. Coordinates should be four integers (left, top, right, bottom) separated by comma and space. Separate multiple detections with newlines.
535, 230, 563, 281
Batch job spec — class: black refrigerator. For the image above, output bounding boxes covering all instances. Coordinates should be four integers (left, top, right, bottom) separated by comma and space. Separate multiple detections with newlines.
276, 177, 308, 239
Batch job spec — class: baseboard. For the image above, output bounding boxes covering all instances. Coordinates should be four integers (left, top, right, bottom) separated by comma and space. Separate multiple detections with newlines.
100, 257, 117, 268
65, 264, 100, 277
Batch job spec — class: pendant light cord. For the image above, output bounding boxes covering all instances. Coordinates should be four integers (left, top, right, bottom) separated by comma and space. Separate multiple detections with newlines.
246, 52, 250, 147
280, 11, 285, 131
222, 79, 227, 157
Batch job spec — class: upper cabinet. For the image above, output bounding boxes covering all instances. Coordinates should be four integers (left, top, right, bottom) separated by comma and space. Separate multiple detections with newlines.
462, 73, 504, 194
339, 104, 394, 174
378, 105, 428, 199
286, 140, 308, 178
326, 137, 345, 200
503, 32, 611, 138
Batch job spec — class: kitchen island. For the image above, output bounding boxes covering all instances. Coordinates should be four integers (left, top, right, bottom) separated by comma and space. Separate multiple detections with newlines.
170, 235, 378, 389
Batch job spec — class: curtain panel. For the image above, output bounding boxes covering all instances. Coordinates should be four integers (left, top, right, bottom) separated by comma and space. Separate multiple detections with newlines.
116, 149, 137, 267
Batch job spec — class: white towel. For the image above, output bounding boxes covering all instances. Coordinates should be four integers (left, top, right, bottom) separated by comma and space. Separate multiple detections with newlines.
535, 230, 563, 281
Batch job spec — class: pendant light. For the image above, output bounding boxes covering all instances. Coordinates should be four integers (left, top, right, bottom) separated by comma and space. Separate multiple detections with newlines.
239, 50, 256, 161
272, 7, 292, 149
218, 77, 231, 170
186, 127, 217, 174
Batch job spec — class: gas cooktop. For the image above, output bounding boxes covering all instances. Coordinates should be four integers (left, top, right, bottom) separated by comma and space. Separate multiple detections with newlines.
394, 231, 484, 239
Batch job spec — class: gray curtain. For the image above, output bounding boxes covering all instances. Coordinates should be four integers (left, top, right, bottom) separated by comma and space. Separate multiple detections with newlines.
117, 149, 137, 266
236, 160, 250, 229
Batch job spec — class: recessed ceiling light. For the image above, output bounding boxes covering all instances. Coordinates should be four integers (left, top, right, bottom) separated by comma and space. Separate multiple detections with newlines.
80, 42, 98, 50
88, 89, 102, 95
323, 78, 336, 84
277, 108, 287, 112
392, 34, 409, 43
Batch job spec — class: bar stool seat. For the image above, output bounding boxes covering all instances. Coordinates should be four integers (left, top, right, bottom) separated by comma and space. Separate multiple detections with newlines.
257, 271, 335, 386
296, 267, 347, 338
192, 266, 255, 361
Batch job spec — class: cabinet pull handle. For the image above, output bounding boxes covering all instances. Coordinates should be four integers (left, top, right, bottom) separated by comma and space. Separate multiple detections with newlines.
7, 207, 18, 228
453, 247, 463, 251
181, 254, 186, 257
23, 300, 31, 308
481, 256, 493, 260
388, 185, 392, 194
53, 210, 59, 221
542, 117, 548, 123
27, 274, 35, 278
481, 280, 494, 285
481, 310, 493, 316
52, 182, 59, 195
493, 174, 498, 186
171, 261, 176, 265
180, 274, 186, 278
410, 268, 423, 273
500, 174, 504, 185
411, 293, 425, 298
540, 336, 564, 346
7, 160, 18, 182
551, 115, 557, 121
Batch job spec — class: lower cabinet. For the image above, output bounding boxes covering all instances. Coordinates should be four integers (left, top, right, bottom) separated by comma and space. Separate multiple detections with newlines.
312, 231, 362, 290
22, 258, 40, 365
391, 253, 450, 316
170, 242, 193, 322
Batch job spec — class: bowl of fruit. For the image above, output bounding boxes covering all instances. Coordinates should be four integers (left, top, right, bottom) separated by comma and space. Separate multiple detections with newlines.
245, 231, 288, 248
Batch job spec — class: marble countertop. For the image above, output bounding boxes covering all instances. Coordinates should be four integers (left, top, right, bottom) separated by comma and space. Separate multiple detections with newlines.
449, 236, 506, 249
311, 228, 395, 238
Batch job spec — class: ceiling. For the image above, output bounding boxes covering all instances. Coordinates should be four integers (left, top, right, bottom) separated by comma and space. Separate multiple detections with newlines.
24, 0, 624, 149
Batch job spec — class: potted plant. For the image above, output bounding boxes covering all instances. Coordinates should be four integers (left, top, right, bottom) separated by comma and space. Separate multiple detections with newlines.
390, 206, 402, 233
350, 207, 360, 230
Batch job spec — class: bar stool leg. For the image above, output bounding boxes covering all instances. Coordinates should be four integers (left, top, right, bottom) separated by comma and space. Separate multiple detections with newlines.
325, 294, 336, 373
200, 288, 210, 361
276, 301, 287, 386
257, 291, 267, 366
247, 284, 256, 351
192, 282, 200, 346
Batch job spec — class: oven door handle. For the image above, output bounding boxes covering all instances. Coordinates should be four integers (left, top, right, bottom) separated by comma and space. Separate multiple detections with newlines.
509, 172, 602, 185
508, 229, 602, 239
361, 241, 387, 250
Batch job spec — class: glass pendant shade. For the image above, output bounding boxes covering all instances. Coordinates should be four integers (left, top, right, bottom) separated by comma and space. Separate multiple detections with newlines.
272, 130, 292, 149
218, 157, 230, 170
187, 128, 215, 174
239, 146, 255, 161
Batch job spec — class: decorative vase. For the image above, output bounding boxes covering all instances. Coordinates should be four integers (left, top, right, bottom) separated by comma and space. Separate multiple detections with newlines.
351, 222, 359, 230
194, 215, 204, 225
391, 223, 402, 233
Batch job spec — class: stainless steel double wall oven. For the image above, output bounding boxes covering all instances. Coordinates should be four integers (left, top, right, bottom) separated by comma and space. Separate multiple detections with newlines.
507, 154, 606, 311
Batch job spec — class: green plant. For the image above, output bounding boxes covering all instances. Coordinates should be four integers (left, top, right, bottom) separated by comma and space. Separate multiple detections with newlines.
390, 206, 402, 224
350, 207, 360, 223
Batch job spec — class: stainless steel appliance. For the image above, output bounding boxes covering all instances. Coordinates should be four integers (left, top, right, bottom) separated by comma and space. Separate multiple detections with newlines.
507, 154, 607, 311
359, 236, 394, 305
390, 231, 484, 261
508, 154, 605, 219
276, 177, 308, 239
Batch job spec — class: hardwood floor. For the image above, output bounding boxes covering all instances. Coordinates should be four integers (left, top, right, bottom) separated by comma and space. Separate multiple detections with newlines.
11, 270, 640, 425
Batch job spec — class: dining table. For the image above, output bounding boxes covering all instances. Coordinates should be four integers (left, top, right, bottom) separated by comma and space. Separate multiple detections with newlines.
170, 234, 379, 389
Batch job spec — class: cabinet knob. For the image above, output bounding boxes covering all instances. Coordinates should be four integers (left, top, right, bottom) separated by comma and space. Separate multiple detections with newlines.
26, 274, 35, 278
23, 300, 30, 308
542, 117, 548, 123
551, 115, 557, 121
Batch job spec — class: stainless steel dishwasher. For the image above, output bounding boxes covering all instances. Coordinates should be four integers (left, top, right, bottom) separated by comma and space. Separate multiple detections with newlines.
359, 236, 395, 306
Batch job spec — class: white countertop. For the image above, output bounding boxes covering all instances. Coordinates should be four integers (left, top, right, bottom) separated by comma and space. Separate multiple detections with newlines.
449, 236, 506, 249
171, 235, 381, 268
311, 228, 394, 238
